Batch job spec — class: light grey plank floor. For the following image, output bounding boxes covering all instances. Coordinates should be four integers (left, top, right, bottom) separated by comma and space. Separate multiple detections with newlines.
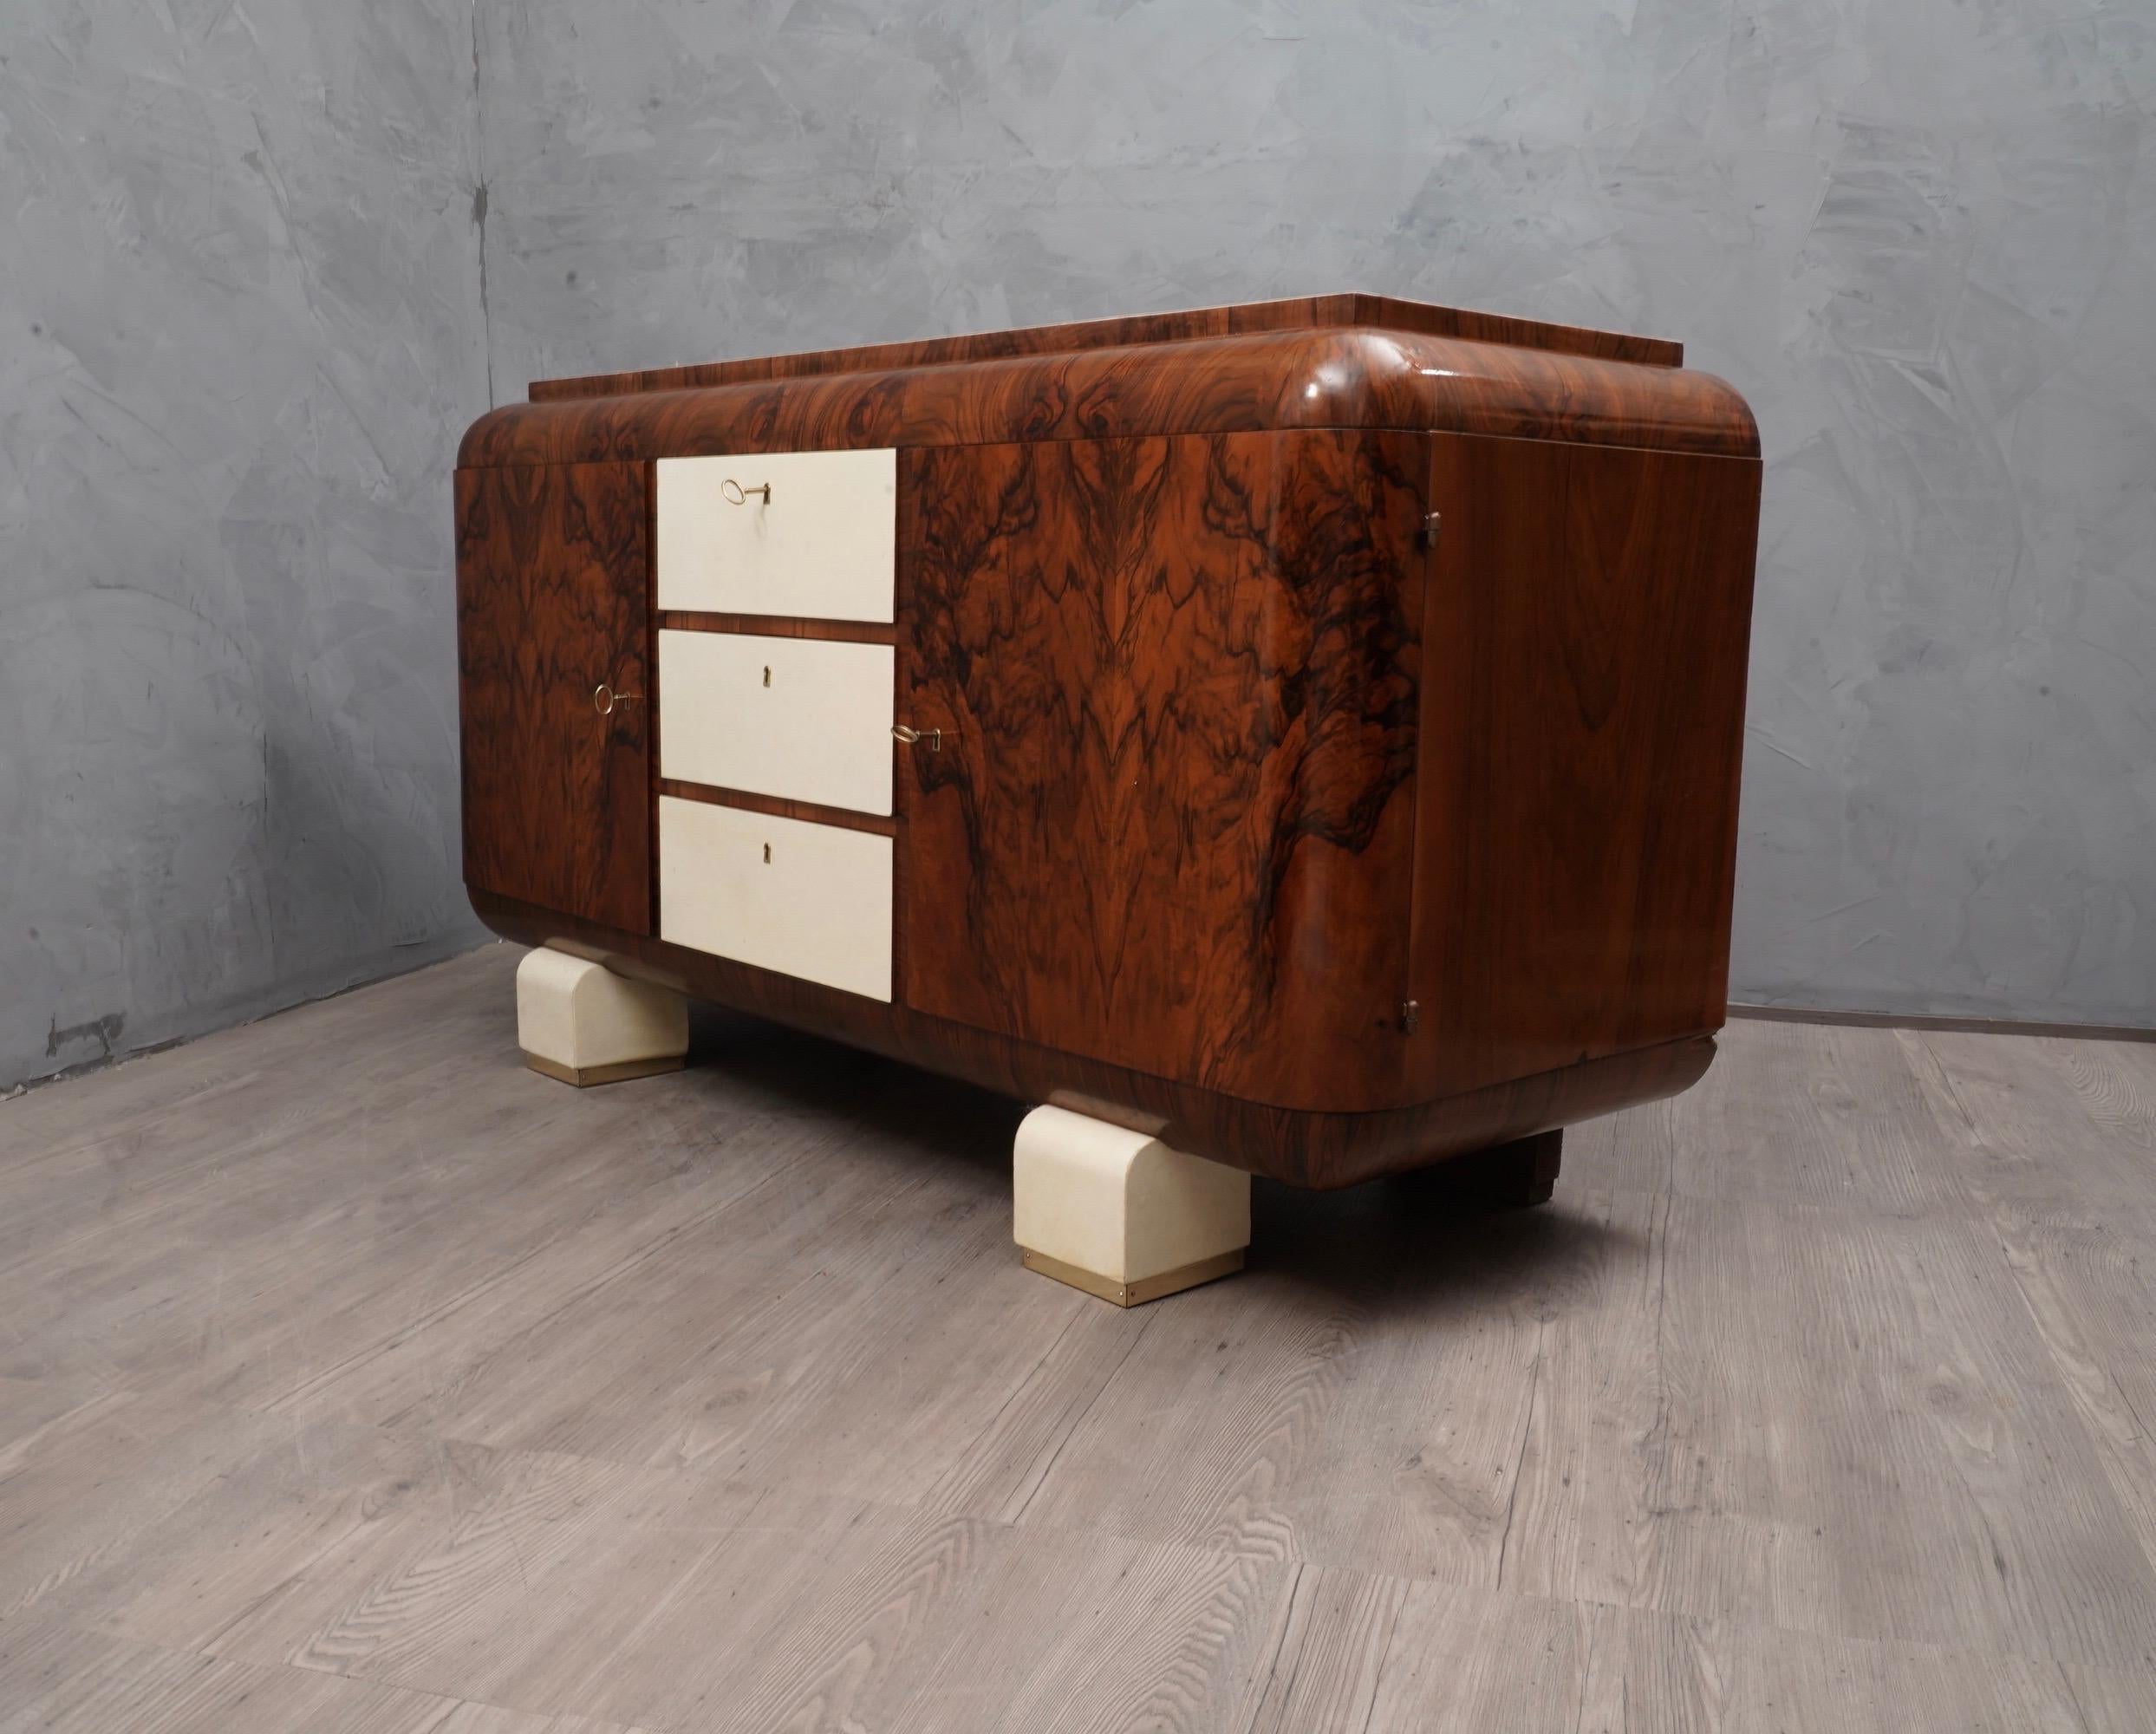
3, 943, 2153, 1731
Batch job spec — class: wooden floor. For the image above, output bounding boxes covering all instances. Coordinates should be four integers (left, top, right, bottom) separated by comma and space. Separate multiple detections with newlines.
3, 947, 2155, 1731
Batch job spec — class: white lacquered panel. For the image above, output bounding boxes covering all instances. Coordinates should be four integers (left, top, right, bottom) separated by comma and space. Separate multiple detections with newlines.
658, 796, 892, 1001
656, 449, 896, 622
658, 630, 894, 816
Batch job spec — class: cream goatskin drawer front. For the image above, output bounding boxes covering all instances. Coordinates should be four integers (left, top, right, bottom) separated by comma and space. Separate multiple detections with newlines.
658, 796, 892, 1001
658, 630, 894, 816
655, 449, 896, 622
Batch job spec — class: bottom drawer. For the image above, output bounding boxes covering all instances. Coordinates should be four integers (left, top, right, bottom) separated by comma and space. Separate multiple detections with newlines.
657, 795, 893, 1001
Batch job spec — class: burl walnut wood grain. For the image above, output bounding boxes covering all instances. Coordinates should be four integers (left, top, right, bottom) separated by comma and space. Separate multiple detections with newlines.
1408, 434, 1763, 1098
900, 431, 1427, 1113
455, 461, 652, 935
529, 292, 1682, 401
461, 329, 1756, 473
453, 300, 1764, 1188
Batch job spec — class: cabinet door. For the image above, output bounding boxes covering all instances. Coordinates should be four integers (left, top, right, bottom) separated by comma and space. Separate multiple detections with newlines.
456, 461, 653, 934
898, 432, 1430, 1114
1406, 433, 1762, 1096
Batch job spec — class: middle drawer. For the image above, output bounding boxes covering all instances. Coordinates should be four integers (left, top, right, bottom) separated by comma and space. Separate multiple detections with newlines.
658, 630, 895, 816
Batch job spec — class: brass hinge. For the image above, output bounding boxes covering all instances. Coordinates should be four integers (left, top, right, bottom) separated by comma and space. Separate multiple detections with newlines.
1420, 511, 1443, 551
1401, 999, 1421, 1035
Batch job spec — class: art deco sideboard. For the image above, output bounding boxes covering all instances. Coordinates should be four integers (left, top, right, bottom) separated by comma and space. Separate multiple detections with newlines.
455, 294, 1761, 1301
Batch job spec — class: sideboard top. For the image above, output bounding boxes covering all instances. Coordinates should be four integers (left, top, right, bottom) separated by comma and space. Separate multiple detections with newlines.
527, 293, 1684, 404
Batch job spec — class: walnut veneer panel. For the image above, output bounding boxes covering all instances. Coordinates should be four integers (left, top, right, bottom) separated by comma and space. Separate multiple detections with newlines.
455, 461, 652, 935
529, 291, 1682, 401
461, 329, 1757, 472
899, 430, 1426, 1113
1408, 434, 1762, 1098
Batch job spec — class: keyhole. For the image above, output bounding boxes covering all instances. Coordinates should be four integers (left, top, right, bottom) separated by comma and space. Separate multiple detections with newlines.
762, 666, 771, 687
762, 843, 771, 864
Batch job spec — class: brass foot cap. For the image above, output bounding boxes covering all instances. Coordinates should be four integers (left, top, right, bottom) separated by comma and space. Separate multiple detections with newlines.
522, 1051, 686, 1088
1020, 1247, 1246, 1307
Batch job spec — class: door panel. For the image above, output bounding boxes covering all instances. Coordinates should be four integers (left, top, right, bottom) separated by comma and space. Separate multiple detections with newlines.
455, 461, 653, 934
1407, 434, 1762, 1095
899, 431, 1429, 1114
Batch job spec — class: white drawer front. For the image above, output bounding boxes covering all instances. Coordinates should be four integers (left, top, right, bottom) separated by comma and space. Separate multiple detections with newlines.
658, 631, 894, 816
656, 449, 896, 622
658, 796, 892, 1001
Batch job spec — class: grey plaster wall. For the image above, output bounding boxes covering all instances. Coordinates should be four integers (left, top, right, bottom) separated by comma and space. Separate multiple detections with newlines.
474, 0, 2156, 1027
1, 2, 490, 1087
4, 1, 2150, 1092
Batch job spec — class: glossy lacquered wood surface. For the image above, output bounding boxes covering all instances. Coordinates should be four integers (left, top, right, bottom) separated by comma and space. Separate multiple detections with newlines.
455, 460, 652, 935
529, 291, 1683, 401
901, 431, 1426, 1113
454, 302, 1764, 1186
462, 328, 1756, 472
1409, 434, 1763, 1097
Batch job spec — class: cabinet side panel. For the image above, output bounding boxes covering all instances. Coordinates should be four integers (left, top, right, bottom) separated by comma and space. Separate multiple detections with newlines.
901, 431, 1427, 1114
1409, 435, 1762, 1095
455, 461, 653, 935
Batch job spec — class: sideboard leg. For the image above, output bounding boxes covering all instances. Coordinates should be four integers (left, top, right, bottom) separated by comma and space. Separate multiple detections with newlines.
515, 945, 687, 1086
1013, 1105, 1251, 1307
1415, 1127, 1563, 1208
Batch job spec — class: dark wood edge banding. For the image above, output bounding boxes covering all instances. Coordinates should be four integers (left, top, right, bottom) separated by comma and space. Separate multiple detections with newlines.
658, 779, 897, 838
658, 611, 897, 645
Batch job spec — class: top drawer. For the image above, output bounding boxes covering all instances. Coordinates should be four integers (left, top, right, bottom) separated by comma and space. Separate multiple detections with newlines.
655, 449, 896, 623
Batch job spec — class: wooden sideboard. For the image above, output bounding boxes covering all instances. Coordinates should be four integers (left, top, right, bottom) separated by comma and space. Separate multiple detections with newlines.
455, 293, 1761, 1190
